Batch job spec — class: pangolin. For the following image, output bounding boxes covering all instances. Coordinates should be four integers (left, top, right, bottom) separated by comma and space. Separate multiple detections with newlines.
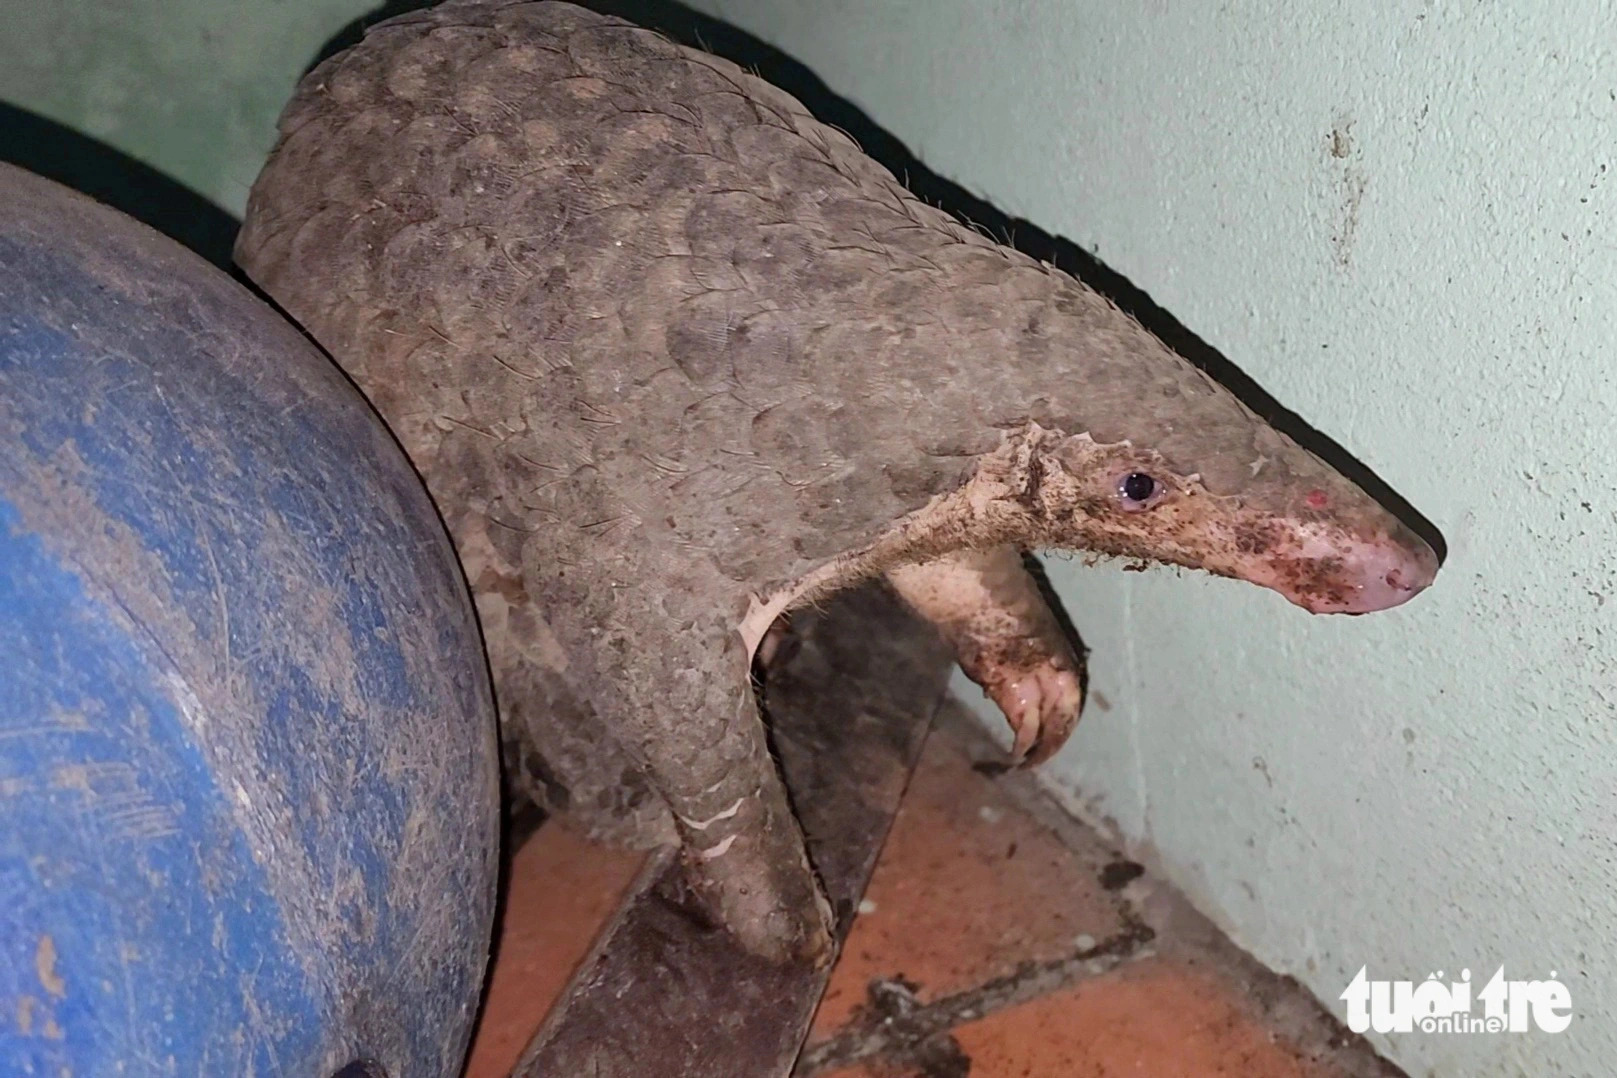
234, 0, 1439, 963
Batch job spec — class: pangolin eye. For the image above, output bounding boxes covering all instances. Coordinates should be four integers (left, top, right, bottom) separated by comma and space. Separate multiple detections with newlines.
1118, 472, 1160, 510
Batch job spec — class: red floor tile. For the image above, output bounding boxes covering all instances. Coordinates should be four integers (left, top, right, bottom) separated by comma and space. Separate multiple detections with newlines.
462, 821, 643, 1078
810, 729, 1124, 1037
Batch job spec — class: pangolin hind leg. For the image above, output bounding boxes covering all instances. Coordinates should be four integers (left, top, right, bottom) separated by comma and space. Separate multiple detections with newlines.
886, 545, 1088, 764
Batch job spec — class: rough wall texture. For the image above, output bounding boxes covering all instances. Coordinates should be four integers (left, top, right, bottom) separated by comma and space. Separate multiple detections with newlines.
3, 1, 1613, 1073
687, 3, 1616, 1075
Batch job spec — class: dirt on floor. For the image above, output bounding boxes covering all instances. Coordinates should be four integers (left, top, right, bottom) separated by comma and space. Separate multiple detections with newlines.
463, 700, 1400, 1078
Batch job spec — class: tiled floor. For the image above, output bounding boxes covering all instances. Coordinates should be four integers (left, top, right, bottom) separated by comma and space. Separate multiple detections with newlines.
462, 823, 644, 1078
817, 959, 1346, 1078
462, 709, 1395, 1078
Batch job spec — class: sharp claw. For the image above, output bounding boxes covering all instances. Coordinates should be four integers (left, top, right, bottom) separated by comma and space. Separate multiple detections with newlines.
1009, 708, 1041, 763
1003, 671, 1044, 763
1020, 718, 1064, 767
997, 664, 1083, 768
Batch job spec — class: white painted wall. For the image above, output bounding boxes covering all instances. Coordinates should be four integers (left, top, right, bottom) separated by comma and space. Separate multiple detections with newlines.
688, 2, 1617, 1074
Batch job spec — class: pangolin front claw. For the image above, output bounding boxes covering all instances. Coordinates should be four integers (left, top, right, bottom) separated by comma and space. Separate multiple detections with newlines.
884, 546, 1089, 766
993, 658, 1086, 766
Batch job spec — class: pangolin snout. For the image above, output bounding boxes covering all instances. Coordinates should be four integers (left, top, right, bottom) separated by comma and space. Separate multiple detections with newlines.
1303, 527, 1440, 615
1234, 520, 1440, 615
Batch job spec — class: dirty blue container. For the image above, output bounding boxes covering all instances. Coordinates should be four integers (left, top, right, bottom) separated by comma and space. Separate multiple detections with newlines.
0, 163, 500, 1078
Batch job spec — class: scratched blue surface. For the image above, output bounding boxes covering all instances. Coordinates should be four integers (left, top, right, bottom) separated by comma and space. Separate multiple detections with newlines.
0, 496, 318, 1076
0, 165, 499, 1077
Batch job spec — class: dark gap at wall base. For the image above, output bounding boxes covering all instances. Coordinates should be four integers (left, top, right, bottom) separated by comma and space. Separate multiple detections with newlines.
0, 103, 241, 272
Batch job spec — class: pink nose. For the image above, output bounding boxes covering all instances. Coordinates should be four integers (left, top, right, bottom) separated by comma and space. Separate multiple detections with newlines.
1312, 533, 1440, 614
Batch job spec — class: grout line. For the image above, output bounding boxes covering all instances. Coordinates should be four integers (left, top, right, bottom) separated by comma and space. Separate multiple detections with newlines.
793, 912, 1158, 1076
